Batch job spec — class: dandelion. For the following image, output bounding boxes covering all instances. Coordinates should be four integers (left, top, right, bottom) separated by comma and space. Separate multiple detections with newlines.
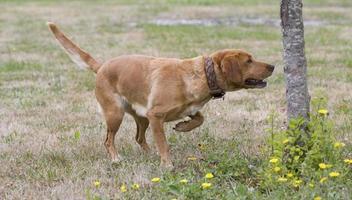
205, 173, 214, 179
318, 109, 328, 116
314, 196, 322, 200
94, 180, 101, 188
179, 179, 188, 184
187, 156, 197, 161
277, 177, 288, 182
198, 143, 206, 151
344, 159, 352, 164
274, 167, 281, 172
120, 184, 127, 193
269, 158, 279, 164
132, 183, 140, 190
201, 182, 212, 189
282, 139, 289, 144
151, 177, 161, 183
334, 142, 345, 148
287, 173, 294, 178
319, 163, 328, 169
292, 179, 302, 187
329, 172, 340, 177
319, 177, 328, 183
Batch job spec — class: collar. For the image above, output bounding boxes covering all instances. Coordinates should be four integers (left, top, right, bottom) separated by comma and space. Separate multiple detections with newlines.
204, 56, 225, 99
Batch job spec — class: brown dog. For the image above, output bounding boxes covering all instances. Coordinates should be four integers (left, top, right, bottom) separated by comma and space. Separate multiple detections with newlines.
47, 22, 274, 169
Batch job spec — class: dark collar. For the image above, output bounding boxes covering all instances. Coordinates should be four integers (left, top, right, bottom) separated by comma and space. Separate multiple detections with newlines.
204, 56, 225, 99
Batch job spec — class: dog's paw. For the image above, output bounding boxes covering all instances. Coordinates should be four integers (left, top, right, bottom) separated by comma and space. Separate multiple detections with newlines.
173, 121, 193, 132
111, 155, 123, 165
140, 144, 151, 153
160, 160, 174, 171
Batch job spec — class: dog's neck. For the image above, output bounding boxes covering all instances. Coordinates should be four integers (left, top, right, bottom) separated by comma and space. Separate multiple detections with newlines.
181, 56, 229, 104
204, 56, 226, 99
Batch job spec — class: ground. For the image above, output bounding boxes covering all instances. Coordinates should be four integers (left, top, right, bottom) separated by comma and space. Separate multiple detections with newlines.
0, 0, 351, 199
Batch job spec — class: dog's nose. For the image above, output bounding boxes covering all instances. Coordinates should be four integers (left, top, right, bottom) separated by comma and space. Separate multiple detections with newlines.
267, 65, 275, 72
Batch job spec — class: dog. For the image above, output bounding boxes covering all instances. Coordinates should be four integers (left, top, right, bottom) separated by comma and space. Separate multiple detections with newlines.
47, 22, 274, 169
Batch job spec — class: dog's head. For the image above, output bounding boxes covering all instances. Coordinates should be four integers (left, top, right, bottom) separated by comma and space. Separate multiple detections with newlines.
211, 49, 274, 90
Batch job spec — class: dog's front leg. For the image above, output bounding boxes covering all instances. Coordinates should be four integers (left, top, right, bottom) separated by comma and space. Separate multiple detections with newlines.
147, 111, 173, 169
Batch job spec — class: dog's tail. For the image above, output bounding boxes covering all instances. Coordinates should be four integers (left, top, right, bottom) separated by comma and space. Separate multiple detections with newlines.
47, 22, 102, 73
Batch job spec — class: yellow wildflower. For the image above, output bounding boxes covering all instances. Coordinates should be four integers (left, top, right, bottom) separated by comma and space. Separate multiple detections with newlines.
205, 173, 214, 179
287, 173, 294, 178
187, 156, 197, 161
274, 167, 281, 172
314, 196, 322, 200
319, 177, 328, 183
334, 142, 345, 148
179, 179, 188, 184
283, 139, 289, 144
198, 143, 206, 151
94, 180, 101, 188
120, 184, 127, 192
151, 177, 161, 183
132, 183, 140, 190
269, 158, 279, 164
171, 199, 177, 200
344, 159, 352, 164
318, 109, 328, 116
309, 183, 315, 188
292, 179, 302, 187
329, 172, 340, 177
277, 177, 288, 182
319, 163, 327, 169
201, 182, 212, 189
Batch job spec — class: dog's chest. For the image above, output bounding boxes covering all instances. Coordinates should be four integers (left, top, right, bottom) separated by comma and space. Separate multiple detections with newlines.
178, 97, 209, 118
181, 104, 203, 117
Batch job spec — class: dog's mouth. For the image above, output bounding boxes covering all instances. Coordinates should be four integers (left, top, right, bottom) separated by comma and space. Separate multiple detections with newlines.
244, 78, 267, 88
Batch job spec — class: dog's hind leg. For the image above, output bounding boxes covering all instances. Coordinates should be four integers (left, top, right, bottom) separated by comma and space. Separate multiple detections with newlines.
102, 104, 124, 162
173, 111, 204, 132
96, 85, 125, 163
104, 108, 124, 162
133, 115, 150, 152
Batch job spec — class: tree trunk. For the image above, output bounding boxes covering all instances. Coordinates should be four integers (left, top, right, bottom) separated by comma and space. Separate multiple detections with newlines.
280, 0, 310, 121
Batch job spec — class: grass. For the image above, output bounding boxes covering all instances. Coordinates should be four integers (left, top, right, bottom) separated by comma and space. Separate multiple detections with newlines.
0, 0, 351, 199
143, 24, 281, 57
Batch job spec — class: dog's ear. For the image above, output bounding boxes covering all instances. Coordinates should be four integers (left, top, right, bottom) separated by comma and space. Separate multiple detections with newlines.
220, 55, 242, 84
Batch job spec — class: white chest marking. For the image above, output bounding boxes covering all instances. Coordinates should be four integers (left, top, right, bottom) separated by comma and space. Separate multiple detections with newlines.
182, 105, 203, 117
132, 103, 147, 117
114, 94, 147, 117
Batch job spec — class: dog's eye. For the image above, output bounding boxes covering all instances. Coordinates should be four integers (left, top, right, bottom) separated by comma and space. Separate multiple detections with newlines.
247, 59, 252, 64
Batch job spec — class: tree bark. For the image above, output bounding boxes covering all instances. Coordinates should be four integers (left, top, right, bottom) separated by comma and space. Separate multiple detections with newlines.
280, 0, 310, 121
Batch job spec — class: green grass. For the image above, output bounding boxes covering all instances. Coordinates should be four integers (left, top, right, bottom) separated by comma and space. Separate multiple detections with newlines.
0, 60, 43, 72
143, 24, 280, 57
0, 0, 351, 199
1, 0, 351, 6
